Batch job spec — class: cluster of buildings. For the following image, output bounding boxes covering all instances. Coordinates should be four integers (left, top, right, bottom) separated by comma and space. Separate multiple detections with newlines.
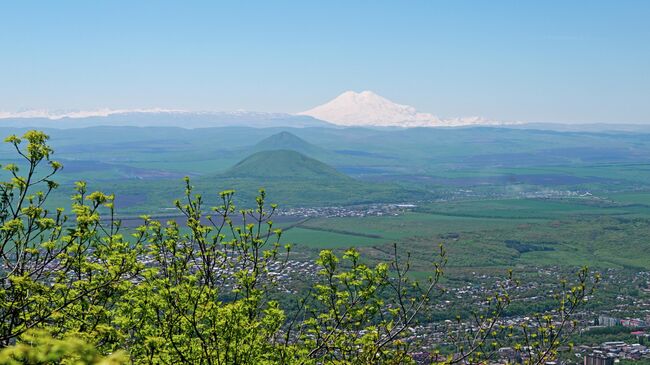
396, 268, 650, 364
518, 190, 595, 199
440, 187, 598, 202
277, 203, 416, 218
265, 259, 320, 292
581, 340, 650, 364
216, 258, 321, 294
138, 250, 321, 294
598, 315, 648, 329
408, 340, 650, 365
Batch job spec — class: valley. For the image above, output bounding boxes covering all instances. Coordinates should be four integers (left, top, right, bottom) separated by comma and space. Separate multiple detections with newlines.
2, 124, 650, 362
2, 124, 649, 271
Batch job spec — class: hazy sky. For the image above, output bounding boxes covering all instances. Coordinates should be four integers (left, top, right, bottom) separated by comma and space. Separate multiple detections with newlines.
1, 1, 649, 123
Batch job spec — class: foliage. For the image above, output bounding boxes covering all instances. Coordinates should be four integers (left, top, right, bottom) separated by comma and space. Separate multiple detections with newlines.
0, 131, 599, 364
0, 330, 128, 365
0, 131, 143, 349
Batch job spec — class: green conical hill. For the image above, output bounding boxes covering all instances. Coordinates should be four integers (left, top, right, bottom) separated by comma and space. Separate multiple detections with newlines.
224, 149, 351, 181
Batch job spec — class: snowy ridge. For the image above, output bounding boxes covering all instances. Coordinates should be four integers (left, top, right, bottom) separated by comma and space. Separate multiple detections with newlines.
0, 108, 187, 120
0, 110, 330, 129
0, 109, 303, 120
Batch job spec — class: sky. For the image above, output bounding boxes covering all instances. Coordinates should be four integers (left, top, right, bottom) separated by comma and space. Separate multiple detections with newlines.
1, 0, 649, 124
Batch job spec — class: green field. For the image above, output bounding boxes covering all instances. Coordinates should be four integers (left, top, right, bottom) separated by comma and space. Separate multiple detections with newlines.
275, 199, 650, 270
415, 198, 650, 219
282, 226, 385, 248
607, 191, 650, 205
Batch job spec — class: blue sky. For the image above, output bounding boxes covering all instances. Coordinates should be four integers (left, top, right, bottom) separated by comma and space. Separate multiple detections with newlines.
1, 0, 649, 123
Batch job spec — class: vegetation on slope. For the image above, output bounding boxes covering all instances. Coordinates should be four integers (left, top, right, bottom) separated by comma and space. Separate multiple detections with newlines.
224, 149, 350, 180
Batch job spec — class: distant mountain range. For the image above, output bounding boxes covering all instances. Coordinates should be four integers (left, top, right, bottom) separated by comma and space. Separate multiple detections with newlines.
0, 110, 331, 129
2, 92, 649, 131
0, 92, 508, 129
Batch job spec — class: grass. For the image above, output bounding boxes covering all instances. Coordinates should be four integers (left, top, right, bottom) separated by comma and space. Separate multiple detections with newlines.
299, 212, 529, 240
607, 191, 650, 205
281, 227, 385, 249
415, 198, 640, 219
281, 199, 650, 270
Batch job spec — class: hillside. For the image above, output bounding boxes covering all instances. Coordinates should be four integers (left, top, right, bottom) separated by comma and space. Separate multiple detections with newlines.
224, 149, 350, 180
183, 149, 424, 207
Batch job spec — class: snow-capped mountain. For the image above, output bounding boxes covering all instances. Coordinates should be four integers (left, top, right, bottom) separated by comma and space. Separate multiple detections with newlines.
298, 90, 510, 127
